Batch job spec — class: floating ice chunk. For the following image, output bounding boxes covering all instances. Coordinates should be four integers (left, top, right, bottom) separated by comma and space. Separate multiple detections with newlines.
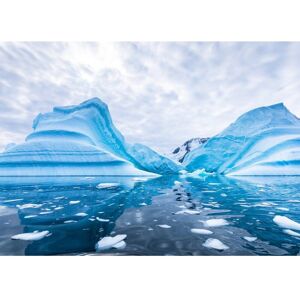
54, 206, 64, 210
39, 211, 53, 215
133, 177, 149, 182
276, 207, 289, 211
64, 220, 77, 223
220, 193, 227, 197
273, 215, 300, 231
157, 224, 171, 229
54, 196, 65, 200
174, 209, 200, 215
283, 229, 300, 237
243, 236, 257, 242
3, 198, 24, 203
24, 215, 38, 219
96, 183, 120, 189
69, 200, 80, 205
17, 203, 43, 209
191, 228, 213, 235
95, 234, 127, 251
112, 240, 126, 249
202, 238, 229, 250
202, 219, 229, 227
139, 202, 147, 206
96, 217, 110, 222
75, 212, 88, 217
11, 230, 49, 241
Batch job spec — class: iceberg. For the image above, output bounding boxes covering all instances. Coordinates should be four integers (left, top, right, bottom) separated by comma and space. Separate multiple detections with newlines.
184, 103, 300, 176
0, 98, 181, 176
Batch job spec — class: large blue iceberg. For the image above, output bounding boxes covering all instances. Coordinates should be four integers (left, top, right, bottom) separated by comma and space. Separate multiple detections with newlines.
0, 98, 181, 176
184, 103, 300, 175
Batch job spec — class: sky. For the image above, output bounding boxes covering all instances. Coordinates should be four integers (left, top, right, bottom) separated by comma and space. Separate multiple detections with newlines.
1, 42, 300, 153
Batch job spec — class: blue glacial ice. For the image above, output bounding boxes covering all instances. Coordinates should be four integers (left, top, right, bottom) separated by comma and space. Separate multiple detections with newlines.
184, 103, 300, 175
0, 98, 181, 176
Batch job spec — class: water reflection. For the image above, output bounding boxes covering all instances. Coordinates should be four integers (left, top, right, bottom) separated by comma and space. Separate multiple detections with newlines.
0, 175, 300, 255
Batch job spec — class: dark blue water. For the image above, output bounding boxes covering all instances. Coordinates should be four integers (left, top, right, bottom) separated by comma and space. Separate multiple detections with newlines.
0, 175, 300, 255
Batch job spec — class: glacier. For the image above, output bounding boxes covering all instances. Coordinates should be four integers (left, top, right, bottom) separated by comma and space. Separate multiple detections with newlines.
183, 103, 300, 176
0, 98, 181, 176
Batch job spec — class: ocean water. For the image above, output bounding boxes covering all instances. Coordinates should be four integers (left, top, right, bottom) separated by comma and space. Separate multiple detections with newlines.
0, 175, 300, 255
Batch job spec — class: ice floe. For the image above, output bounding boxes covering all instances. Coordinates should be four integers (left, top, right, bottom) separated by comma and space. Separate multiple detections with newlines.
273, 215, 300, 231
95, 234, 127, 251
69, 200, 80, 205
283, 229, 300, 237
75, 212, 88, 217
202, 219, 229, 227
11, 230, 50, 241
96, 183, 120, 189
191, 228, 213, 235
202, 238, 229, 250
243, 236, 257, 242
157, 224, 171, 229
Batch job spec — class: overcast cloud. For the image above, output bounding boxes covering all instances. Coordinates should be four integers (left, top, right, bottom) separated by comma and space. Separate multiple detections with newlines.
0, 42, 300, 153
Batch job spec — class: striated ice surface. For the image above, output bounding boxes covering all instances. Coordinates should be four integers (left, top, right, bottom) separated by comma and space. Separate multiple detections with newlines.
184, 103, 300, 176
0, 98, 180, 176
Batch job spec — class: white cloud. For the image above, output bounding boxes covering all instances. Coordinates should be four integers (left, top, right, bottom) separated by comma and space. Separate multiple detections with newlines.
0, 42, 300, 153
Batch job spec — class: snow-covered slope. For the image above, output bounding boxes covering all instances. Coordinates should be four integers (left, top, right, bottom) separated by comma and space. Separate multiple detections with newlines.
171, 138, 209, 163
0, 98, 181, 176
184, 103, 300, 175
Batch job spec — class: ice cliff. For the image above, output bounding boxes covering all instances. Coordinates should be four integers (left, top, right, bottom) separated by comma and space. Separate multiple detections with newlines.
184, 103, 300, 175
0, 98, 181, 176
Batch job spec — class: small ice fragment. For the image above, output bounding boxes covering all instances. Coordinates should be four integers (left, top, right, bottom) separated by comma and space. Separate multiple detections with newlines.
139, 202, 147, 206
243, 236, 257, 242
3, 198, 24, 203
96, 183, 120, 189
174, 209, 200, 215
202, 238, 229, 250
276, 207, 289, 211
24, 215, 38, 219
112, 240, 126, 249
17, 203, 43, 209
157, 224, 171, 229
283, 229, 300, 237
54, 196, 65, 200
54, 206, 63, 210
191, 228, 213, 235
220, 193, 227, 197
75, 212, 88, 217
39, 211, 53, 215
96, 217, 110, 222
273, 215, 300, 231
95, 234, 127, 251
148, 228, 153, 231
69, 200, 80, 205
202, 219, 229, 227
11, 231, 49, 241
174, 181, 182, 186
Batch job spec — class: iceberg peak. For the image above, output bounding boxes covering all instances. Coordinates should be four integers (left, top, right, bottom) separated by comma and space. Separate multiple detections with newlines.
0, 97, 181, 176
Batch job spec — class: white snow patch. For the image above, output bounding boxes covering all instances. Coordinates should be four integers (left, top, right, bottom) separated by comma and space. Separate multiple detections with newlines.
202, 238, 229, 250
